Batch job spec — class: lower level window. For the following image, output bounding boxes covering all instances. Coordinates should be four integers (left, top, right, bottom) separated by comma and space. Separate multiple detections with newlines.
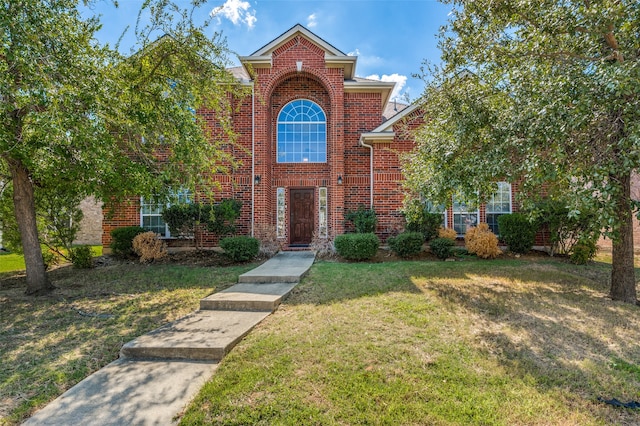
141, 199, 168, 236
140, 190, 191, 237
485, 182, 512, 235
452, 198, 478, 235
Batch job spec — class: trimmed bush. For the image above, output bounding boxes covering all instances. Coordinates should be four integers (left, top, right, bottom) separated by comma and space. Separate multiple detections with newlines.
404, 200, 443, 241
133, 231, 168, 263
570, 238, 598, 265
498, 213, 537, 254
438, 227, 457, 241
69, 245, 93, 269
388, 232, 424, 258
345, 206, 378, 234
220, 236, 260, 262
465, 223, 502, 259
110, 226, 146, 258
161, 203, 201, 237
334, 233, 380, 260
429, 237, 455, 260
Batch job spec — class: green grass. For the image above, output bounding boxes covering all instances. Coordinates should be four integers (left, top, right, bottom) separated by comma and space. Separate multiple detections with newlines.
0, 258, 257, 425
0, 252, 25, 273
0, 246, 103, 274
180, 258, 640, 426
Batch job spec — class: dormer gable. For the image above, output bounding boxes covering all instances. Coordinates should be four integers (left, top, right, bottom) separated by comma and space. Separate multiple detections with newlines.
239, 24, 357, 79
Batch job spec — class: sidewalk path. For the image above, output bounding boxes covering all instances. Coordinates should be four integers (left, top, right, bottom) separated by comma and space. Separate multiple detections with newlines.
22, 251, 315, 426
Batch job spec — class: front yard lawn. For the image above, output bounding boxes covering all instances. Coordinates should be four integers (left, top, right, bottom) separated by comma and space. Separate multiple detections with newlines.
2, 252, 639, 425
180, 257, 640, 425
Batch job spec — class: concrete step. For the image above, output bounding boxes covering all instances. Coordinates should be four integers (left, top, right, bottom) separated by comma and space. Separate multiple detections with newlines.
200, 283, 298, 312
120, 310, 270, 361
239, 251, 315, 283
22, 359, 218, 426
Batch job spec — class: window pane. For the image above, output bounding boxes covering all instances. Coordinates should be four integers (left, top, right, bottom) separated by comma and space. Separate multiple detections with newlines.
277, 99, 327, 163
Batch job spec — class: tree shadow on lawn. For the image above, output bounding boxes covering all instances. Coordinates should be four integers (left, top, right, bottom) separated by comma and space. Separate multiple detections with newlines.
0, 260, 255, 424
414, 261, 640, 424
289, 258, 640, 424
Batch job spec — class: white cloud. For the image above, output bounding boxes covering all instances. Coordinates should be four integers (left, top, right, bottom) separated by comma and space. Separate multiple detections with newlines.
211, 0, 257, 29
307, 13, 317, 28
365, 73, 408, 101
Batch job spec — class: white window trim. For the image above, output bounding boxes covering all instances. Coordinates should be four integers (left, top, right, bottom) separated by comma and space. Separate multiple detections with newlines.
140, 197, 171, 237
486, 182, 513, 235
276, 99, 327, 164
140, 190, 192, 238
452, 196, 479, 236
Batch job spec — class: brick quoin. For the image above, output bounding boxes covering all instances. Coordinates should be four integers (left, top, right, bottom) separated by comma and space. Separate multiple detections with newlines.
103, 24, 552, 250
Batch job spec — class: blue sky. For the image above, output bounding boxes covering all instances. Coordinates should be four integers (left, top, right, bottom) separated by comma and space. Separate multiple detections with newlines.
83, 0, 452, 102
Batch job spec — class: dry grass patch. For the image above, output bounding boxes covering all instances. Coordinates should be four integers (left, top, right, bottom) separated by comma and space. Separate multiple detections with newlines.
0, 258, 257, 425
181, 258, 640, 425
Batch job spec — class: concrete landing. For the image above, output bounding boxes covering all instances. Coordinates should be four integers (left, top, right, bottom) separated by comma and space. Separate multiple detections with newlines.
22, 359, 217, 426
239, 251, 315, 283
200, 282, 298, 311
120, 310, 271, 361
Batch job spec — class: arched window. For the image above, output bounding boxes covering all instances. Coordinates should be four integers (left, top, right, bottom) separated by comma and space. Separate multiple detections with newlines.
277, 99, 327, 163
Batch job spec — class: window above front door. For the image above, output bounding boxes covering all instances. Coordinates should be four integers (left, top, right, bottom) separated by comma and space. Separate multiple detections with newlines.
277, 99, 327, 163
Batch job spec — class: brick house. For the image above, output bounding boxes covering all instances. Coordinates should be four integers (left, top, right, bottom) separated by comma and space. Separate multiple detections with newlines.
102, 24, 522, 250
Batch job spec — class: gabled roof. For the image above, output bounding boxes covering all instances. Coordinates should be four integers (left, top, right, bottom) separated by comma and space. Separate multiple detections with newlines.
237, 24, 396, 108
239, 23, 358, 79
360, 102, 421, 144
250, 24, 346, 57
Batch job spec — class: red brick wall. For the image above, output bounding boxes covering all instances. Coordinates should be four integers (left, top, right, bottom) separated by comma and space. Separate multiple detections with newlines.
103, 32, 542, 249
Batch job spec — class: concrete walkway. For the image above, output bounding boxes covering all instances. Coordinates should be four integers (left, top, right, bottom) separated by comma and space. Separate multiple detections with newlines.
23, 251, 315, 426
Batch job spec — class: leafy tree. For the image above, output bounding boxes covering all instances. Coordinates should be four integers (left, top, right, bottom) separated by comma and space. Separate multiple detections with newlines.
1, 0, 244, 294
406, 0, 640, 303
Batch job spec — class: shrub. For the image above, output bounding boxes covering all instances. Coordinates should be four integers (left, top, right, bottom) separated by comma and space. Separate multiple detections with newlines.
404, 200, 443, 241
206, 199, 242, 236
465, 223, 502, 259
133, 231, 168, 263
388, 232, 424, 258
345, 206, 378, 234
498, 213, 537, 254
438, 227, 457, 241
334, 233, 380, 260
161, 203, 201, 237
254, 224, 280, 257
220, 236, 260, 262
110, 226, 146, 258
526, 198, 599, 256
570, 237, 598, 265
429, 237, 455, 260
69, 245, 93, 269
310, 232, 335, 258
41, 249, 58, 270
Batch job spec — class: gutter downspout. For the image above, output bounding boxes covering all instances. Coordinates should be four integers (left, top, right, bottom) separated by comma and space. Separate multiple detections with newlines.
250, 81, 255, 237
359, 136, 374, 209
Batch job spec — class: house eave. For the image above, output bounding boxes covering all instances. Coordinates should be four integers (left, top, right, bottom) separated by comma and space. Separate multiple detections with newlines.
325, 55, 357, 79
359, 132, 396, 144
344, 81, 395, 108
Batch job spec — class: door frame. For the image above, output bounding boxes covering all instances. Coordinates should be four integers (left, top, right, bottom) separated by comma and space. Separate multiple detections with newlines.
288, 187, 315, 245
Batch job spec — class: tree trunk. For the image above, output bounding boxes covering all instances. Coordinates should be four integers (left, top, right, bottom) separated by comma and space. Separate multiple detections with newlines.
7, 157, 53, 295
610, 171, 637, 304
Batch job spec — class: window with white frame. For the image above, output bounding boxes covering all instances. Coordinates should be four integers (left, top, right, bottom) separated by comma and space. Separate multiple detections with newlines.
452, 197, 478, 235
424, 200, 447, 228
277, 99, 327, 163
485, 182, 512, 235
140, 190, 191, 237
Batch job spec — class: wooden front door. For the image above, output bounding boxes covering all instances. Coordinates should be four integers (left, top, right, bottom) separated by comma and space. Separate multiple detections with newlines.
290, 189, 314, 245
